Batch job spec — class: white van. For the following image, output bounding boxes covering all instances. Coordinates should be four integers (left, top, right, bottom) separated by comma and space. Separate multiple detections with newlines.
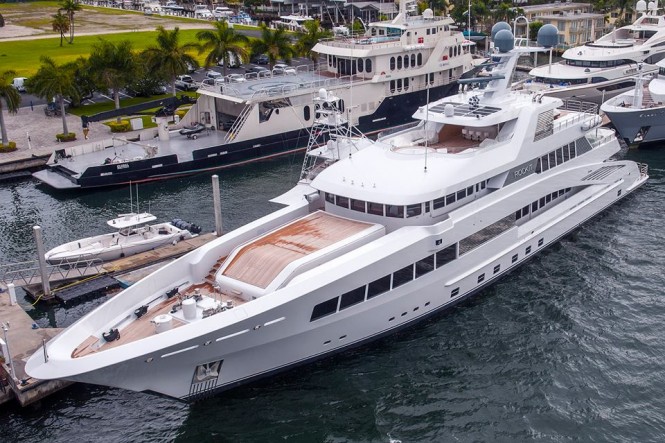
12, 77, 27, 93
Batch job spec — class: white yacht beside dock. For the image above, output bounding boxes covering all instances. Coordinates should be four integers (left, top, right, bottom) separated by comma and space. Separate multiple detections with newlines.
26, 25, 648, 401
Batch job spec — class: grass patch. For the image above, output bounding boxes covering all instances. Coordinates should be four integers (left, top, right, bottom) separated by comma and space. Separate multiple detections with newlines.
0, 29, 209, 77
68, 94, 172, 116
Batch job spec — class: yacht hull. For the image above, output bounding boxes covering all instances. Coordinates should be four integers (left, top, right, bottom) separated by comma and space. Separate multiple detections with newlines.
34, 83, 459, 190
34, 164, 646, 400
603, 105, 665, 144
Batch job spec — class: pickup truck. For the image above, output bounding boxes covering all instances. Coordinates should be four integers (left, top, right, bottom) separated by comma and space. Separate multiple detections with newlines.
175, 75, 198, 91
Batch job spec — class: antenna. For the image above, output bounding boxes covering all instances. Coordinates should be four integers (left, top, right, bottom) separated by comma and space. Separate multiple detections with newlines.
424, 83, 430, 173
129, 180, 133, 214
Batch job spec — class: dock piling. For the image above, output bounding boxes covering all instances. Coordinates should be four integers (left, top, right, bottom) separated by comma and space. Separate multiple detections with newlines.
7, 283, 16, 306
212, 175, 223, 236
1, 323, 16, 381
32, 226, 51, 299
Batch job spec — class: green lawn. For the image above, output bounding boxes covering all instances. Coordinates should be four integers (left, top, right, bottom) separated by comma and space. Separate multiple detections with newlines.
0, 29, 212, 77
67, 91, 198, 117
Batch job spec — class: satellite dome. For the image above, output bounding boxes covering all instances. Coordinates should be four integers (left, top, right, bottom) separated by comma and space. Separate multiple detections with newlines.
648, 1, 656, 11
491, 22, 512, 41
423, 8, 433, 19
444, 103, 454, 117
319, 88, 327, 99
636, 0, 647, 12
537, 24, 558, 48
494, 29, 514, 53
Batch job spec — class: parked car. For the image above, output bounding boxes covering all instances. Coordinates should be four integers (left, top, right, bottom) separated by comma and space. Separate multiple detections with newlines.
205, 70, 223, 80
217, 52, 241, 68
272, 63, 296, 75
44, 101, 68, 117
245, 66, 270, 77
226, 73, 247, 83
175, 75, 198, 91
251, 54, 269, 65
12, 77, 27, 93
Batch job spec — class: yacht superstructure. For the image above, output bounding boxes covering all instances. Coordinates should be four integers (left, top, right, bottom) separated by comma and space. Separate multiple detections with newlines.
525, 0, 665, 103
26, 26, 648, 400
32, 3, 477, 190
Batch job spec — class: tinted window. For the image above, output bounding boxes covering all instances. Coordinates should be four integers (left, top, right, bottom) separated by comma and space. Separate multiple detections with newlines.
386, 205, 404, 218
325, 192, 334, 203
436, 244, 456, 267
365, 59, 371, 72
367, 202, 383, 215
415, 255, 434, 278
390, 57, 396, 70
433, 197, 446, 210
304, 105, 310, 121
446, 193, 456, 205
406, 203, 422, 218
367, 275, 391, 298
339, 287, 365, 310
310, 297, 338, 321
392, 264, 413, 288
336, 195, 349, 208
351, 199, 366, 212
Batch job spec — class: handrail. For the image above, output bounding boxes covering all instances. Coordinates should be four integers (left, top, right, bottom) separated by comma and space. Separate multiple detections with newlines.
0, 258, 105, 286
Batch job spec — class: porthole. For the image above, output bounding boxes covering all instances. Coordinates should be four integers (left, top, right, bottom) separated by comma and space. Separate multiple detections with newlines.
425, 301, 430, 307
339, 335, 347, 340
389, 316, 395, 321
401, 312, 407, 317
204, 340, 212, 346
145, 357, 153, 363
324, 340, 331, 345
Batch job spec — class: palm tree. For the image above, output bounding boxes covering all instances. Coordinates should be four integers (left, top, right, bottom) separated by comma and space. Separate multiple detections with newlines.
59, 0, 82, 44
88, 39, 137, 121
143, 26, 199, 96
0, 70, 21, 146
294, 20, 331, 63
251, 24, 294, 70
52, 11, 70, 47
28, 56, 79, 136
196, 21, 248, 77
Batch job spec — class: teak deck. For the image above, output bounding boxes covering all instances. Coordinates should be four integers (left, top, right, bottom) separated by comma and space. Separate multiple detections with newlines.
222, 211, 373, 288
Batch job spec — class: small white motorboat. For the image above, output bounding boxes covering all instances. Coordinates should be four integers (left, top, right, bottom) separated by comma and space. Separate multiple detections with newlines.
45, 213, 201, 264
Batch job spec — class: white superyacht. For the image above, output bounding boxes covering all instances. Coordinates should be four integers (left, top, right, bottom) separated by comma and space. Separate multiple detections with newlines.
26, 25, 648, 400
525, 0, 665, 104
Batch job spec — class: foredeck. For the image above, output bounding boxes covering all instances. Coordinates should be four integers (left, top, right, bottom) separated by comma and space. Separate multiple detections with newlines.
221, 211, 374, 289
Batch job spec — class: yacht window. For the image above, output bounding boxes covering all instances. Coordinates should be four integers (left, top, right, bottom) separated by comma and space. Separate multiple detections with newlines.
310, 297, 339, 321
433, 196, 446, 210
541, 155, 549, 172
390, 57, 396, 70
406, 203, 422, 217
521, 206, 529, 218
357, 58, 364, 73
526, 246, 532, 254
386, 204, 404, 218
339, 286, 366, 310
392, 264, 414, 288
457, 189, 466, 200
548, 152, 556, 167
404, 55, 410, 68
480, 180, 486, 190
390, 80, 396, 93
404, 77, 409, 91
424, 201, 430, 213
397, 57, 403, 69
545, 194, 552, 204
365, 59, 372, 72
538, 238, 544, 247
397, 78, 403, 91
569, 143, 576, 159
417, 53, 422, 66
467, 186, 473, 195
426, 28, 431, 35
367, 201, 384, 216
411, 54, 415, 67
556, 148, 564, 165
450, 287, 459, 297
351, 199, 366, 212
477, 273, 485, 283
436, 244, 457, 267
325, 192, 335, 203
493, 264, 500, 274
333, 56, 337, 68
539, 197, 546, 207
336, 195, 349, 208
328, 55, 332, 67
367, 275, 391, 299
304, 105, 311, 121
415, 255, 434, 278
446, 193, 456, 205
531, 202, 538, 213
512, 254, 518, 263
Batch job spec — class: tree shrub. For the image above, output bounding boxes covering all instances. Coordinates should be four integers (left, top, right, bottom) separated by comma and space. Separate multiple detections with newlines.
108, 120, 131, 132
0, 141, 17, 152
56, 133, 77, 142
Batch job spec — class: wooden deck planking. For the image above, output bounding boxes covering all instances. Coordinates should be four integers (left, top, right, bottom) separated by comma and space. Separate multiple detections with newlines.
72, 279, 246, 358
222, 212, 373, 289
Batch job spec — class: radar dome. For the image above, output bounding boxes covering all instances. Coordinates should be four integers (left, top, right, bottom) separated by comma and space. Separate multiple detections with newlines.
319, 88, 327, 99
648, 1, 657, 11
494, 29, 514, 53
636, 0, 647, 12
537, 24, 558, 48
491, 22, 512, 41
423, 8, 433, 19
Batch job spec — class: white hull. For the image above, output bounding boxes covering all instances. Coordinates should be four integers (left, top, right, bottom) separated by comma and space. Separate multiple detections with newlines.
29, 158, 646, 399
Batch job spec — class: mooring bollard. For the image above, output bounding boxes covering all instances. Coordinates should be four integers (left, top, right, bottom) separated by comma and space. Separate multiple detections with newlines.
33, 226, 51, 299
212, 175, 223, 236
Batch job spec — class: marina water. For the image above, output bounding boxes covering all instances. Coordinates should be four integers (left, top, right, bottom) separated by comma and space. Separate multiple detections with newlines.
1, 148, 665, 442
